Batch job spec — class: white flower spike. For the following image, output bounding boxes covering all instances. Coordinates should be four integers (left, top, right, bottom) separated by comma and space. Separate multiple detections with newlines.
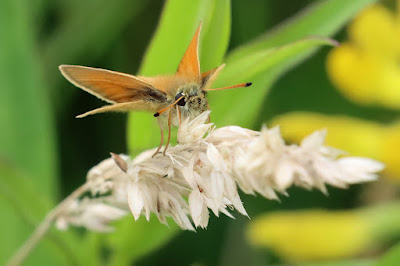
9, 112, 385, 266
54, 111, 383, 231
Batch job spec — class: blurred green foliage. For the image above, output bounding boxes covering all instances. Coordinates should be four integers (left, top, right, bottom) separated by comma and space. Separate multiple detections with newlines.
4, 0, 400, 265
377, 242, 400, 266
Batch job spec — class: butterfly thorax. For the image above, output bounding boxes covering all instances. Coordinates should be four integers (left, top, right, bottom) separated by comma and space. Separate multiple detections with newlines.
167, 83, 207, 126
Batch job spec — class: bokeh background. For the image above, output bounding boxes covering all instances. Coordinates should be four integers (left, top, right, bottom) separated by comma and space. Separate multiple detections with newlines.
1, 0, 400, 265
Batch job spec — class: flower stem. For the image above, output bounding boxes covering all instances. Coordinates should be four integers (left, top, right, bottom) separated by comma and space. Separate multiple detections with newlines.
7, 183, 90, 266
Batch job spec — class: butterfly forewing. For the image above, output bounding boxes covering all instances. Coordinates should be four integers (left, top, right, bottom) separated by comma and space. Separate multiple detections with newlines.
59, 65, 167, 104
176, 23, 202, 83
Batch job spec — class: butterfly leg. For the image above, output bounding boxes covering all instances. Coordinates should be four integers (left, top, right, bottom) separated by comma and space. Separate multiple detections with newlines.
176, 105, 182, 125
163, 108, 172, 155
206, 101, 211, 123
152, 116, 164, 158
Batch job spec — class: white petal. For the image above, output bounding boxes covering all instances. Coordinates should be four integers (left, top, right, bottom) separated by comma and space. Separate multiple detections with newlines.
127, 182, 144, 220
210, 170, 224, 204
178, 111, 212, 144
189, 189, 204, 227
207, 143, 228, 173
275, 161, 294, 191
338, 157, 385, 174
90, 203, 127, 220
55, 218, 69, 231
301, 129, 326, 149
261, 126, 285, 150
259, 186, 280, 200
220, 207, 235, 219
199, 205, 210, 228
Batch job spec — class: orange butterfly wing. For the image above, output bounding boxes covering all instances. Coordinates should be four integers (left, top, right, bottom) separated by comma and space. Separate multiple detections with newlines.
59, 65, 168, 117
176, 23, 202, 83
200, 64, 225, 90
59, 65, 167, 104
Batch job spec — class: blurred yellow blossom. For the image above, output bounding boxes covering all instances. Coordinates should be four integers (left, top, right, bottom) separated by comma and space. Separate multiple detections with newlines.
271, 112, 400, 179
247, 203, 400, 262
247, 210, 370, 261
327, 2, 400, 108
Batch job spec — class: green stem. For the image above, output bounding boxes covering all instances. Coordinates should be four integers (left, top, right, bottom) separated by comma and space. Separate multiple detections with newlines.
6, 183, 90, 266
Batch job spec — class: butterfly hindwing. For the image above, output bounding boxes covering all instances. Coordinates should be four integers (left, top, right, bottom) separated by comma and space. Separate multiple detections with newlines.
75, 101, 161, 118
201, 64, 225, 90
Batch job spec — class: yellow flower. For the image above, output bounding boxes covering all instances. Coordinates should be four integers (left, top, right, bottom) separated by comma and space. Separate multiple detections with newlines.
247, 203, 400, 262
327, 2, 400, 108
271, 112, 400, 180
247, 210, 371, 261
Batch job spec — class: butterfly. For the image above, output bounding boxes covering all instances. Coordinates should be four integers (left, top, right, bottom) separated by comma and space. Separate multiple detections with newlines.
59, 23, 252, 156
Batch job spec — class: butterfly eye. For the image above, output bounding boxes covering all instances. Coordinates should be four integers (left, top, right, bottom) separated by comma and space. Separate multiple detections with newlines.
175, 92, 186, 106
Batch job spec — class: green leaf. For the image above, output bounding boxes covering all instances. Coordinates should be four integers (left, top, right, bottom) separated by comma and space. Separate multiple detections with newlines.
209, 37, 338, 127
128, 0, 231, 154
0, 1, 60, 263
0, 0, 57, 198
298, 259, 375, 266
230, 0, 273, 47
199, 0, 231, 71
0, 159, 103, 265
107, 217, 180, 265
377, 242, 400, 266
138, 0, 214, 76
0, 160, 52, 226
228, 0, 378, 62
208, 0, 378, 128
44, 0, 147, 110
0, 161, 82, 265
127, 112, 164, 156
0, 1, 109, 265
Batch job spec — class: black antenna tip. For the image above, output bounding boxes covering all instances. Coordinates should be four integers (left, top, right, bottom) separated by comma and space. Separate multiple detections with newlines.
154, 113, 160, 117
246, 82, 252, 87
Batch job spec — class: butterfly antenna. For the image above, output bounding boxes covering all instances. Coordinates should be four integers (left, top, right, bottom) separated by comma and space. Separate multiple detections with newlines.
205, 82, 252, 91
154, 95, 185, 117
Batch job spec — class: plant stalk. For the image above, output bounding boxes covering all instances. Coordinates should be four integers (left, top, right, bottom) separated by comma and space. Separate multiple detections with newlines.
7, 183, 90, 266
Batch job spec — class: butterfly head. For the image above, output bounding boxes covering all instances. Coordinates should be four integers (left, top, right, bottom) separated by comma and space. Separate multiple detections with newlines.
175, 83, 207, 119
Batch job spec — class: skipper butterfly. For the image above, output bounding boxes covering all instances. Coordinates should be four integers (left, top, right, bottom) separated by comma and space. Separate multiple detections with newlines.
60, 23, 252, 155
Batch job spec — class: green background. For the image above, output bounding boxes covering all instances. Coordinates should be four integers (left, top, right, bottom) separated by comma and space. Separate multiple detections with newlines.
2, 0, 399, 265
